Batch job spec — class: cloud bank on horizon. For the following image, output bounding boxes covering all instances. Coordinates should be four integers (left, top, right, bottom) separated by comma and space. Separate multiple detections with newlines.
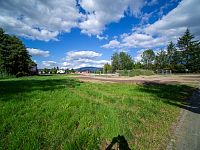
0, 0, 200, 68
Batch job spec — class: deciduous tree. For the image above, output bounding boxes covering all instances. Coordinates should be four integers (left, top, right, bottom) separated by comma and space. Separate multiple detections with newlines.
141, 49, 155, 69
0, 28, 34, 75
103, 63, 112, 73
111, 52, 134, 72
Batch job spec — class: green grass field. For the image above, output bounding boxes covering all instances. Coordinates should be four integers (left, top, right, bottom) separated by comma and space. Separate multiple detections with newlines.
0, 75, 193, 149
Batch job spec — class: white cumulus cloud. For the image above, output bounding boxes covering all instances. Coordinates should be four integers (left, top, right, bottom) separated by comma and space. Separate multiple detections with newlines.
27, 48, 50, 57
79, 0, 145, 35
66, 50, 102, 60
121, 33, 167, 48
145, 0, 200, 37
62, 50, 109, 69
102, 40, 121, 49
0, 0, 79, 41
42, 61, 57, 67
102, 0, 200, 50
0, 0, 147, 40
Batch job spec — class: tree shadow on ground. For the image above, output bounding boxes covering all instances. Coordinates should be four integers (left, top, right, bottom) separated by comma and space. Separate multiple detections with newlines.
0, 78, 82, 101
106, 135, 131, 150
138, 82, 200, 114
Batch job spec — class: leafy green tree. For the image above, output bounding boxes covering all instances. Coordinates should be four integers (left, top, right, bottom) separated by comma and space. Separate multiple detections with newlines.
171, 50, 184, 72
191, 43, 200, 72
119, 52, 134, 70
111, 52, 120, 72
141, 49, 155, 69
10, 36, 31, 75
134, 62, 143, 69
0, 29, 11, 73
43, 68, 50, 74
0, 29, 5, 72
155, 49, 168, 69
51, 67, 57, 74
0, 28, 33, 75
167, 41, 176, 68
65, 69, 70, 74
71, 68, 75, 73
103, 63, 112, 73
111, 52, 134, 72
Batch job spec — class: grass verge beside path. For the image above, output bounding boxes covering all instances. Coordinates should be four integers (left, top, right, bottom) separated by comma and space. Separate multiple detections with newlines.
0, 75, 193, 149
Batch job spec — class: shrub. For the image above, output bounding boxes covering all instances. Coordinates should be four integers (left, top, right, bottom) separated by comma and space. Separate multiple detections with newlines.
173, 64, 186, 73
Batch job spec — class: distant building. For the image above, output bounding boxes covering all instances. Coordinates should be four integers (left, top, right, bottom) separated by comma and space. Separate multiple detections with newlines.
29, 63, 38, 75
57, 70, 65, 74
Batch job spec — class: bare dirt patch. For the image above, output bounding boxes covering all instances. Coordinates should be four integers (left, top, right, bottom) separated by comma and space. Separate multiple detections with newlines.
73, 74, 200, 87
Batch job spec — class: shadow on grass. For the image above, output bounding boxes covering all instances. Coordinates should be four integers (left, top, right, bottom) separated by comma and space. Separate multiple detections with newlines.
0, 78, 82, 101
106, 135, 131, 150
138, 82, 200, 114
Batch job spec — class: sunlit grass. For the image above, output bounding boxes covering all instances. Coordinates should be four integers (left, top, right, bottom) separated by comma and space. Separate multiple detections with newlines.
0, 75, 193, 149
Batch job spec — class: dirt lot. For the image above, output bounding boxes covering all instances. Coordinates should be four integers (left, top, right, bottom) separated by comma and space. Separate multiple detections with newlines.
73, 74, 200, 87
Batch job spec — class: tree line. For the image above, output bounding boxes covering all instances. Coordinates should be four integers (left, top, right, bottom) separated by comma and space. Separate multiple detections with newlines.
104, 29, 200, 73
0, 28, 36, 77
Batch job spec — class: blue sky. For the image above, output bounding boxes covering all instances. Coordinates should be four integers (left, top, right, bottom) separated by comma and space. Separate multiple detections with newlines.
1, 0, 200, 69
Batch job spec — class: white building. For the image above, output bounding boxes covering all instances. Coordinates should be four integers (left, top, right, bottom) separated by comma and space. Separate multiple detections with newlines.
57, 70, 65, 74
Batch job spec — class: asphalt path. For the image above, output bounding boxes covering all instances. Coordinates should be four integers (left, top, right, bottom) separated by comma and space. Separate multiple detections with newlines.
168, 83, 200, 150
